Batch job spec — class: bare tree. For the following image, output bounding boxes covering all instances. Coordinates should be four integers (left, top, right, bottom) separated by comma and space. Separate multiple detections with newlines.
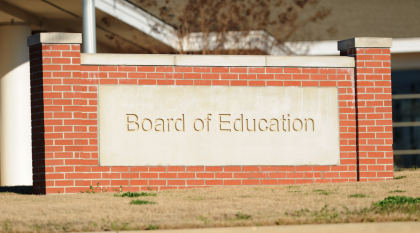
128, 0, 335, 55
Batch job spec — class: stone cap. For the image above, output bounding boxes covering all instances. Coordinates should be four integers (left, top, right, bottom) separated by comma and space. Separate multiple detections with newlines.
27, 33, 82, 47
338, 37, 392, 50
81, 53, 355, 68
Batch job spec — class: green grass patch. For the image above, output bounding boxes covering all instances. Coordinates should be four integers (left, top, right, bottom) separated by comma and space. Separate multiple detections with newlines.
349, 194, 367, 198
389, 190, 407, 193
313, 189, 331, 195
146, 224, 159, 230
198, 216, 210, 224
394, 176, 407, 180
394, 166, 418, 172
235, 212, 251, 220
115, 191, 156, 197
284, 203, 420, 224
129, 200, 157, 205
375, 196, 420, 207
187, 196, 206, 201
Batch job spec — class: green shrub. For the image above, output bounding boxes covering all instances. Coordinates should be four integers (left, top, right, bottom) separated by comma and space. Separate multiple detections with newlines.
394, 176, 406, 180
375, 196, 420, 207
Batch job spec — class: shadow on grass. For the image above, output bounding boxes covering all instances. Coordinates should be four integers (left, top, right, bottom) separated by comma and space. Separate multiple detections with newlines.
0, 186, 33, 194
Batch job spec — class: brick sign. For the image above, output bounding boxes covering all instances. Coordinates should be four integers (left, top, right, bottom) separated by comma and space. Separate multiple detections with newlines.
28, 33, 393, 194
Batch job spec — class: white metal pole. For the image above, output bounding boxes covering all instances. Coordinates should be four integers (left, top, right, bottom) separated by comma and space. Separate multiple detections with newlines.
83, 0, 96, 53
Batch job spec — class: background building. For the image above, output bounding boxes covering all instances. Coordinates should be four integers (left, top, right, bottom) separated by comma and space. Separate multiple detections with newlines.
0, 0, 419, 185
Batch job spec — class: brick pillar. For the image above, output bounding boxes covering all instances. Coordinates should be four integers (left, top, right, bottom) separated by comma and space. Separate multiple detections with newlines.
338, 38, 393, 181
28, 33, 82, 194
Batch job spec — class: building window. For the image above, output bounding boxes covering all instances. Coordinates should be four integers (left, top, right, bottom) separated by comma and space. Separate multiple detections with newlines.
392, 70, 420, 168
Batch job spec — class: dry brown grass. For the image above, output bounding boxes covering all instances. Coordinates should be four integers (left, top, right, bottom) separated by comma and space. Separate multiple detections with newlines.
1, 170, 420, 232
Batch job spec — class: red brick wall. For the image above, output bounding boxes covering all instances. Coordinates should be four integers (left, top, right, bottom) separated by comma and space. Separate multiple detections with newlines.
29, 43, 84, 194
29, 41, 392, 194
340, 48, 393, 181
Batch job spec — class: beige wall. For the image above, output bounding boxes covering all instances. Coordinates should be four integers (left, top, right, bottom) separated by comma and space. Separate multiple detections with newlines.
392, 53, 420, 70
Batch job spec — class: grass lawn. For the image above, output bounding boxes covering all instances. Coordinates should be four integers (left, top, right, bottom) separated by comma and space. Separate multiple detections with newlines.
1, 169, 420, 232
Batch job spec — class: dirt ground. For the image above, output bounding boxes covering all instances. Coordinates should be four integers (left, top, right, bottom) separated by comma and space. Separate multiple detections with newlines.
1, 169, 419, 232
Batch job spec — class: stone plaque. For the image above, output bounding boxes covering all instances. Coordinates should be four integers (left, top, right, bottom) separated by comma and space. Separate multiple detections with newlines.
99, 85, 340, 166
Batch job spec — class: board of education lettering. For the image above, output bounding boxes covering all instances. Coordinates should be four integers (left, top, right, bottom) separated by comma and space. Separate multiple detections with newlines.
99, 85, 339, 166
126, 113, 315, 132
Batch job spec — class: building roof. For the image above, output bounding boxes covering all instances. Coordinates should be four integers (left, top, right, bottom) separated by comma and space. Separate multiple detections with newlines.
0, 0, 174, 53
